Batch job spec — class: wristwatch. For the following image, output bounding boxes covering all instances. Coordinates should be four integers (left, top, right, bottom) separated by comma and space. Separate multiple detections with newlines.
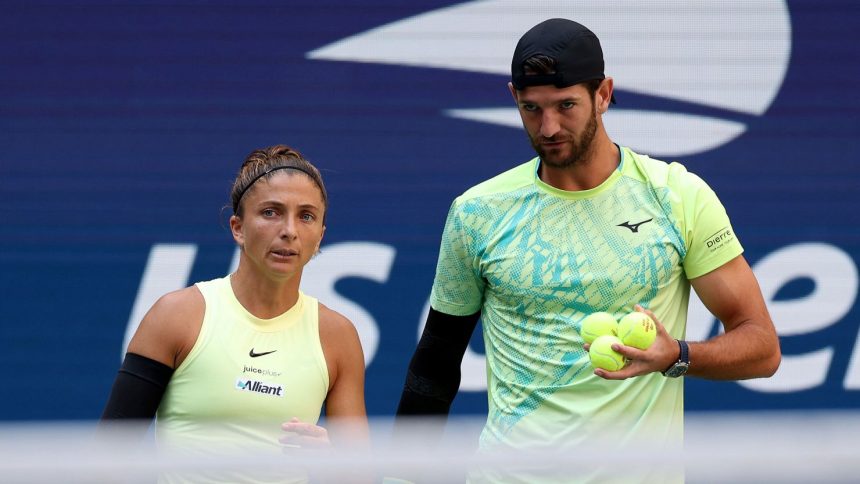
662, 339, 690, 378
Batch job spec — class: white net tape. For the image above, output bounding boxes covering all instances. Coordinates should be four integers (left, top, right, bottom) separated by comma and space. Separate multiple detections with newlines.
1, 411, 857, 483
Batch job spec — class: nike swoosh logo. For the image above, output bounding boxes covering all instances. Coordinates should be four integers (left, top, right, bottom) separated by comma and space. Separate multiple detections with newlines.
617, 218, 654, 233
249, 348, 277, 358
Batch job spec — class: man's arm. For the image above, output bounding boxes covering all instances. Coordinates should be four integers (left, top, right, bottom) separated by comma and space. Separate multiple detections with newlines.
396, 308, 481, 415
597, 255, 780, 380
685, 254, 781, 379
386, 309, 480, 483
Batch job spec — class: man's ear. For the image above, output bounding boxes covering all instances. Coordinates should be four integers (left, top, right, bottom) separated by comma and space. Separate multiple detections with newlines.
230, 215, 244, 248
597, 77, 614, 114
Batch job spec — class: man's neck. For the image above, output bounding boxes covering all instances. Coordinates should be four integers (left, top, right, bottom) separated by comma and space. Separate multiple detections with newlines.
539, 138, 620, 192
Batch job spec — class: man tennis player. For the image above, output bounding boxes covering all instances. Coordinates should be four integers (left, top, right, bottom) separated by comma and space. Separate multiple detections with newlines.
396, 18, 781, 483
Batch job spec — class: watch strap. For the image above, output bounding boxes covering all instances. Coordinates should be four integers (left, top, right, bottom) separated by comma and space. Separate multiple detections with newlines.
677, 339, 689, 364
661, 339, 690, 377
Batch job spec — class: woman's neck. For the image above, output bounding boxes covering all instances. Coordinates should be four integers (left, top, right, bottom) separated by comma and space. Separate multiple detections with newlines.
229, 267, 301, 319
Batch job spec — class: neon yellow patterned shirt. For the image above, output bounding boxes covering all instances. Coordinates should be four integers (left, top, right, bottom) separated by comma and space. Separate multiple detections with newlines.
430, 147, 742, 476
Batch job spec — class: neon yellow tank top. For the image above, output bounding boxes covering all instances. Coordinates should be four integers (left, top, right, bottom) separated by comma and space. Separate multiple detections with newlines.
156, 276, 329, 483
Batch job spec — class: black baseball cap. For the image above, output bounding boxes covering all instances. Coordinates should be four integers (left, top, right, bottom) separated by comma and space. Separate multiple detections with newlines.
511, 18, 615, 102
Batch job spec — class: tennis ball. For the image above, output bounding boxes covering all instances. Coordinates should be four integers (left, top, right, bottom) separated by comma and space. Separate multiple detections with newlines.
617, 311, 656, 350
589, 335, 626, 371
580, 312, 618, 344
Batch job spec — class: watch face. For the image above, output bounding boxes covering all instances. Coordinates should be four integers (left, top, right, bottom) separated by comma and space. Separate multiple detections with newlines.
664, 362, 689, 378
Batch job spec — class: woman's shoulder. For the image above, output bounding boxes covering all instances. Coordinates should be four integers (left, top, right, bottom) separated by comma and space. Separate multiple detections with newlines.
316, 301, 363, 357
315, 301, 365, 386
127, 285, 205, 368
317, 302, 357, 334
151, 285, 205, 319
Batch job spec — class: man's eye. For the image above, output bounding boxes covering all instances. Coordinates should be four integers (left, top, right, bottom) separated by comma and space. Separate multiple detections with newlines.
560, 101, 574, 109
262, 209, 276, 217
302, 213, 315, 222
522, 104, 538, 112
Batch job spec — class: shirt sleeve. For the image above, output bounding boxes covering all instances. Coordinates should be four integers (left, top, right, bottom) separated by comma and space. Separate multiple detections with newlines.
671, 166, 744, 279
429, 199, 485, 316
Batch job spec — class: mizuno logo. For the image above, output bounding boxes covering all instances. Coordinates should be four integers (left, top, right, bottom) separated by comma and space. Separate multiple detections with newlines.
617, 218, 653, 233
249, 348, 277, 358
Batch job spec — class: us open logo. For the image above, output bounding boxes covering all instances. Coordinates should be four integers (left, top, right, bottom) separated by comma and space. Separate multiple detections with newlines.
308, 0, 791, 158
236, 378, 285, 398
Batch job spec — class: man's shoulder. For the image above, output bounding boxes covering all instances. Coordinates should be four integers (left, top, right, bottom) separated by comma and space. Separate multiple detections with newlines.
623, 147, 708, 192
456, 158, 537, 203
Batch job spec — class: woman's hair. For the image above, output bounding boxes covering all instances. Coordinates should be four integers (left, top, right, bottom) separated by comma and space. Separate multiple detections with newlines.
230, 145, 328, 219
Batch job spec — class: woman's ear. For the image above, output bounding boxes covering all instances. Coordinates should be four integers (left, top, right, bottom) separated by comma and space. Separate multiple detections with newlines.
230, 215, 244, 248
314, 225, 326, 255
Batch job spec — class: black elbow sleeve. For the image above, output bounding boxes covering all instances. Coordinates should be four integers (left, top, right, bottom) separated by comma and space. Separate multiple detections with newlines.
396, 309, 480, 415
100, 352, 174, 421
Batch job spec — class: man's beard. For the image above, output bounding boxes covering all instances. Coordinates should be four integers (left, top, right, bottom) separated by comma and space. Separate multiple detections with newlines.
530, 109, 598, 169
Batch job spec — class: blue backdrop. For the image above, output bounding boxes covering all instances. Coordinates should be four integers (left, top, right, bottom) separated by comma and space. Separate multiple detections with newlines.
1, 0, 859, 420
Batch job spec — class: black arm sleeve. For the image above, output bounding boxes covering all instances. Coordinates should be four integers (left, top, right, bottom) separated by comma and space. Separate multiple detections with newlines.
396, 308, 481, 416
100, 352, 174, 420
